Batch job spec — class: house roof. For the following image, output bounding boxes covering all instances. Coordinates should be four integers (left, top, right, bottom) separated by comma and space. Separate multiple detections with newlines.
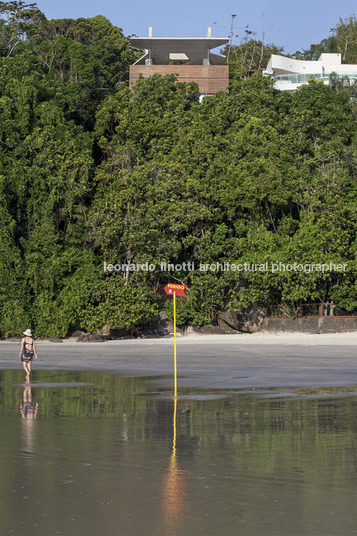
131, 36, 229, 65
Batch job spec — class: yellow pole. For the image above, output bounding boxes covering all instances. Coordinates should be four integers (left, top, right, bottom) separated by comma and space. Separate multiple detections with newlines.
173, 291, 177, 398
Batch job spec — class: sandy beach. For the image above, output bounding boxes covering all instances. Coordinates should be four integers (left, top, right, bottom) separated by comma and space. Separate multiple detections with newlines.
1, 331, 357, 390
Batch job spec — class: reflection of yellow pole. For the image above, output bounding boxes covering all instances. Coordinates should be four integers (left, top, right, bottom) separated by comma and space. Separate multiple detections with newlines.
173, 291, 177, 398
172, 396, 177, 454
161, 396, 187, 530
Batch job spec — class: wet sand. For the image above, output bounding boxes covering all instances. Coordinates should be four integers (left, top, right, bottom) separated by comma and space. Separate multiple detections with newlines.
2, 331, 357, 389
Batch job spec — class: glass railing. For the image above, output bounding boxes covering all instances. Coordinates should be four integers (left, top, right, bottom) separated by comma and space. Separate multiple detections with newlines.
274, 73, 357, 83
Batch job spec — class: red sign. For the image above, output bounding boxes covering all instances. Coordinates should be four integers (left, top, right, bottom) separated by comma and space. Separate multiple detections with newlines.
164, 283, 187, 297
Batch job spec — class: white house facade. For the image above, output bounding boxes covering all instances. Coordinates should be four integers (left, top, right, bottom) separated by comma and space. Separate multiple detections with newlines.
264, 53, 357, 91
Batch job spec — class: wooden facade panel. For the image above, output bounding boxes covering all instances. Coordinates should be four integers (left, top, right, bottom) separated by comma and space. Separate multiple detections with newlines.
129, 65, 229, 94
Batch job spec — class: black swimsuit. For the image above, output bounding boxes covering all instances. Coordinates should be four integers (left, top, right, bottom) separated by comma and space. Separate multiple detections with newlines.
21, 401, 37, 417
21, 337, 34, 362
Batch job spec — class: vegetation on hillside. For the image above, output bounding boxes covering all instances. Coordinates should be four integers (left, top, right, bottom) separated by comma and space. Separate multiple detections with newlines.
1, 2, 357, 337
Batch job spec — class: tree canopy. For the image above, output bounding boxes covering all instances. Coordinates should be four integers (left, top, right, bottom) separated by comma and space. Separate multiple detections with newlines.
1, 4, 357, 337
293, 15, 357, 63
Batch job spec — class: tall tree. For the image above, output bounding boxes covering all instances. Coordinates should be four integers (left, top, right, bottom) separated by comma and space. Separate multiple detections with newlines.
0, 1, 45, 56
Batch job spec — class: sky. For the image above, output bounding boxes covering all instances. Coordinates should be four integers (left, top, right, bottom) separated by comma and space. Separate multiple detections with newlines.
35, 0, 357, 54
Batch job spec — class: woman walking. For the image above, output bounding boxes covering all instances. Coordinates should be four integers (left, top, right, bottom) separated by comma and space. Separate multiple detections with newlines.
19, 329, 37, 381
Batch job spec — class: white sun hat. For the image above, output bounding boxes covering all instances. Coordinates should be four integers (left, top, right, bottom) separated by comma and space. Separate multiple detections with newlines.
23, 329, 32, 337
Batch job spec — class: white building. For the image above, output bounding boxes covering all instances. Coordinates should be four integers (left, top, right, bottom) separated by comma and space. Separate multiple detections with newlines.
264, 53, 357, 91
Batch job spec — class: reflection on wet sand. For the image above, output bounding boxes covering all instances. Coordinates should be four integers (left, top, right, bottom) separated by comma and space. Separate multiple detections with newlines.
20, 380, 38, 462
20, 380, 38, 420
161, 398, 187, 532
1, 370, 357, 536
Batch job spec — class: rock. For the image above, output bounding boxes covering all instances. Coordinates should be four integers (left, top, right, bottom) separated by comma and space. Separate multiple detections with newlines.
154, 311, 178, 337
108, 328, 132, 340
220, 310, 239, 329
221, 303, 265, 333
217, 321, 240, 334
93, 333, 106, 341
162, 332, 182, 338
70, 330, 85, 338
76, 332, 106, 342
67, 330, 85, 340
182, 324, 239, 335
139, 329, 158, 339
76, 332, 91, 342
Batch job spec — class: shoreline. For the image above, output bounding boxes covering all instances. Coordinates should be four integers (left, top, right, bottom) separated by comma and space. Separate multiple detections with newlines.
2, 330, 357, 345
1, 331, 357, 390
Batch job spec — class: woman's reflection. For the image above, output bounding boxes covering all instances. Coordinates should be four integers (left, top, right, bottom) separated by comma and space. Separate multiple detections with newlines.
20, 380, 38, 463
20, 379, 38, 420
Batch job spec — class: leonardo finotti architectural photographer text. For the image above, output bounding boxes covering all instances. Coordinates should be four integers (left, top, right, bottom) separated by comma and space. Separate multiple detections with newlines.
103, 261, 347, 273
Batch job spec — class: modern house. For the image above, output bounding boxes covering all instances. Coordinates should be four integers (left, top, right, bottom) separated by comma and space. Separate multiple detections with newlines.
264, 53, 357, 91
130, 28, 229, 99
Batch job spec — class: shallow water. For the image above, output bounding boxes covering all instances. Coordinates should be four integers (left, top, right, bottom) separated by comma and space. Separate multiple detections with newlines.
1, 370, 357, 536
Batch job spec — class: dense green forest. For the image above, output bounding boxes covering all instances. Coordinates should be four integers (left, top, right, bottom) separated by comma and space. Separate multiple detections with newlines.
1, 2, 357, 337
